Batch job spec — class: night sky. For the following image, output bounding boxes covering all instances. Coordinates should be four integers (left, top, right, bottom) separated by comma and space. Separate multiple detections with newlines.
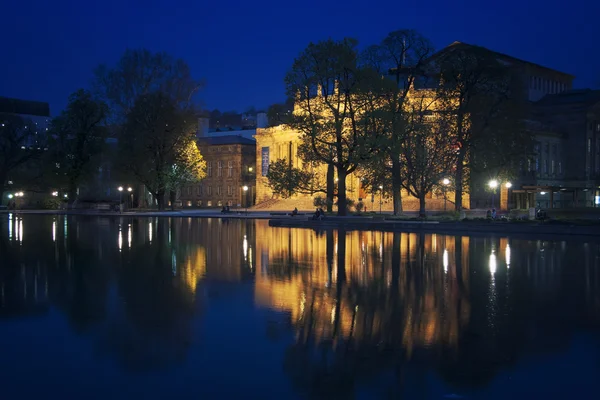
1, 0, 598, 116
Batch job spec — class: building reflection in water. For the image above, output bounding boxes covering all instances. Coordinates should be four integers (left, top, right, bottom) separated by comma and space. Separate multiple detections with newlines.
0, 215, 599, 394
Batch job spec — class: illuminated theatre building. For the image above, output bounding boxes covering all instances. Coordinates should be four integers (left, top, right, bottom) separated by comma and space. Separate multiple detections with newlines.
254, 42, 577, 211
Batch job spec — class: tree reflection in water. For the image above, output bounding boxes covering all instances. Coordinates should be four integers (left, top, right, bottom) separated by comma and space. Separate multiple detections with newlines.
253, 226, 600, 398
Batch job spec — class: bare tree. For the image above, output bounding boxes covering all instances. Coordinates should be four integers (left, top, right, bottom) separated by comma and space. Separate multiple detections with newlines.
121, 93, 205, 210
94, 49, 203, 120
361, 30, 435, 215
401, 92, 458, 217
435, 45, 528, 211
286, 38, 375, 216
48, 89, 108, 206
0, 114, 43, 201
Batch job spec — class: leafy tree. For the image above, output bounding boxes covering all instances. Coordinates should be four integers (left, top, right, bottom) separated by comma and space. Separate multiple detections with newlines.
361, 30, 435, 215
0, 114, 44, 201
121, 92, 205, 210
436, 44, 529, 210
266, 158, 323, 198
47, 89, 108, 206
286, 38, 376, 216
166, 138, 206, 199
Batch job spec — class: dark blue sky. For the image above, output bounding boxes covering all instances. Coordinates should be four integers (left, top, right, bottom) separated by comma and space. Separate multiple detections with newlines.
1, 0, 597, 116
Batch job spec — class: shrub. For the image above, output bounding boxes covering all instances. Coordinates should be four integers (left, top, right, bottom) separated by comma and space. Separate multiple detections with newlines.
355, 201, 364, 213
41, 198, 61, 210
314, 196, 327, 208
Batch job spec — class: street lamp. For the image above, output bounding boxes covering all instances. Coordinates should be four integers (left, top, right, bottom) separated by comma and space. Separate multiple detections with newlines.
505, 182, 512, 188
242, 185, 249, 214
51, 191, 58, 197
378, 185, 383, 214
7, 194, 13, 199
442, 178, 450, 211
488, 180, 498, 208
118, 186, 124, 212
127, 187, 133, 209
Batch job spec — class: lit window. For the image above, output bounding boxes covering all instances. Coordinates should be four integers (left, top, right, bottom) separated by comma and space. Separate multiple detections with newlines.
186, 201, 192, 207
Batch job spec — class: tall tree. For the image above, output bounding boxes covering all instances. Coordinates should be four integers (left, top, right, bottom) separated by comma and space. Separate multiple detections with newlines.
94, 49, 204, 207
436, 45, 528, 211
401, 91, 458, 217
47, 89, 108, 206
286, 38, 374, 216
361, 30, 435, 215
121, 92, 205, 210
0, 114, 43, 201
94, 49, 202, 120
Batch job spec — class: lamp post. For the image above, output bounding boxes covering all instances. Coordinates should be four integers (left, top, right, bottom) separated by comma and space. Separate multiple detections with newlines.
488, 179, 498, 208
442, 178, 450, 211
118, 186, 124, 213
127, 187, 133, 209
242, 185, 249, 214
378, 185, 383, 214
505, 182, 512, 210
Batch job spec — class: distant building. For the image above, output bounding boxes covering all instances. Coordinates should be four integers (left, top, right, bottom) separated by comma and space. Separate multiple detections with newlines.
510, 89, 600, 208
438, 42, 574, 102
196, 112, 268, 141
0, 96, 51, 146
179, 135, 257, 208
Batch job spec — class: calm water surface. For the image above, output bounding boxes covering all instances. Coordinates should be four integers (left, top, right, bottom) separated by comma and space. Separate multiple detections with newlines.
0, 214, 599, 399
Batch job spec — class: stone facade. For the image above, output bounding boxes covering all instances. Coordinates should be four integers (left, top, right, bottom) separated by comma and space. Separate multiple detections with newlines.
179, 135, 256, 208
254, 125, 371, 208
511, 90, 600, 208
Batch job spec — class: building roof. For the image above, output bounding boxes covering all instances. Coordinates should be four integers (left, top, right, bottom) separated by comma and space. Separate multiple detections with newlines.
0, 96, 50, 117
432, 41, 575, 79
535, 89, 600, 107
197, 135, 256, 146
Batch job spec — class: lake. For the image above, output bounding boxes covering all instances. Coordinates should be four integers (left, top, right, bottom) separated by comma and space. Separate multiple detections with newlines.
0, 214, 599, 399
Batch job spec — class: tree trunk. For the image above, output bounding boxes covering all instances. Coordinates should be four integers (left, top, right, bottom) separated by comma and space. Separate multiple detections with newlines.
391, 160, 403, 215
454, 154, 464, 211
169, 190, 176, 211
326, 164, 334, 213
326, 229, 334, 288
418, 193, 426, 218
337, 229, 346, 284
333, 229, 346, 337
67, 179, 78, 209
156, 190, 166, 210
391, 232, 401, 295
337, 168, 347, 216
